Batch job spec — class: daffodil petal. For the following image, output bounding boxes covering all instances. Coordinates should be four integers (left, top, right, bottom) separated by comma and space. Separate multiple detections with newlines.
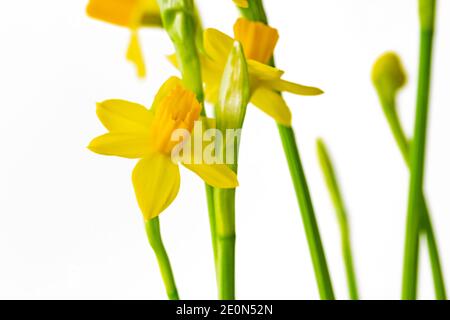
247, 60, 284, 81
182, 163, 238, 189
126, 30, 146, 78
150, 76, 183, 111
88, 132, 152, 158
132, 154, 180, 220
265, 79, 324, 96
86, 0, 161, 27
86, 0, 136, 27
200, 55, 224, 103
204, 28, 234, 63
96, 99, 153, 132
250, 87, 292, 126
167, 53, 178, 68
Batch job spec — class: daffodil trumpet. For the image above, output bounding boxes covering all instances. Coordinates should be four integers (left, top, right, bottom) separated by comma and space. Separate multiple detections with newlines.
317, 139, 359, 300
89, 77, 238, 299
372, 52, 446, 299
236, 0, 335, 299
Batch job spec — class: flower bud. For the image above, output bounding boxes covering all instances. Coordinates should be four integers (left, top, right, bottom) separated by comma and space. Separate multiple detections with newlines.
215, 41, 250, 132
371, 52, 407, 101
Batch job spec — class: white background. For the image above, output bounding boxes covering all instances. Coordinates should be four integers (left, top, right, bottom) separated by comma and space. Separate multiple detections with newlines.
0, 0, 449, 300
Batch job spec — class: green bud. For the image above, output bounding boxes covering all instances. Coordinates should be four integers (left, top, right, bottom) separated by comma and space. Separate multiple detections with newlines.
372, 52, 410, 159
371, 52, 407, 101
215, 41, 250, 132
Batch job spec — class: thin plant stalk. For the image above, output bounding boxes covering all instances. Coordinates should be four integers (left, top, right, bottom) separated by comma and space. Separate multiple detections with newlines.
379, 97, 446, 299
206, 184, 218, 268
238, 0, 335, 299
145, 218, 179, 300
402, 0, 436, 300
317, 139, 359, 300
214, 188, 236, 299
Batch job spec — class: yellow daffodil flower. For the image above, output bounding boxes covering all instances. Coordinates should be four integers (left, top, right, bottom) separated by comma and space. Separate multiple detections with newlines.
86, 0, 161, 77
184, 18, 323, 126
88, 77, 239, 220
233, 0, 249, 8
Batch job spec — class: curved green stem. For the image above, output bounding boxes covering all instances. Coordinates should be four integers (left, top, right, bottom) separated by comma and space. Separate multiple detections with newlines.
379, 96, 446, 299
238, 0, 335, 300
278, 126, 335, 299
317, 139, 359, 300
421, 200, 446, 299
145, 218, 179, 300
402, 0, 436, 300
379, 97, 410, 160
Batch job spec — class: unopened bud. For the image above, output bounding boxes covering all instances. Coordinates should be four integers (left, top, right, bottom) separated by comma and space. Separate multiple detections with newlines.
372, 52, 407, 101
216, 41, 250, 131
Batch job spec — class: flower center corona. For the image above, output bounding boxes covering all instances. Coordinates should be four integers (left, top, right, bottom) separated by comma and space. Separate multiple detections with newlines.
233, 18, 279, 64
150, 85, 201, 154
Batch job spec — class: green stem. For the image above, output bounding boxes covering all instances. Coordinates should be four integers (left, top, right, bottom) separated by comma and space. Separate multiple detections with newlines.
239, 0, 335, 300
217, 234, 235, 300
379, 97, 410, 160
379, 97, 446, 299
341, 225, 358, 300
421, 200, 447, 299
145, 218, 179, 300
214, 188, 236, 300
402, 0, 436, 300
317, 139, 359, 300
206, 184, 218, 272
278, 126, 335, 299
237, 0, 267, 22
